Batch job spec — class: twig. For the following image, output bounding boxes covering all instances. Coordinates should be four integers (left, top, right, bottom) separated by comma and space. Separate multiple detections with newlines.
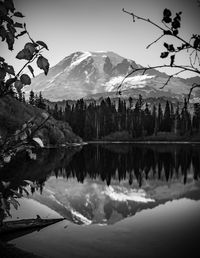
16, 54, 38, 77
122, 8, 200, 52
160, 69, 185, 89
146, 35, 164, 49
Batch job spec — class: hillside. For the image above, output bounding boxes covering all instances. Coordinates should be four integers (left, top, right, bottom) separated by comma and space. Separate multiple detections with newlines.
26, 51, 200, 101
0, 96, 82, 146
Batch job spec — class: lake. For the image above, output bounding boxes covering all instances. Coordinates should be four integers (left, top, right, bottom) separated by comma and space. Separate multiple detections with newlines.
1, 143, 200, 258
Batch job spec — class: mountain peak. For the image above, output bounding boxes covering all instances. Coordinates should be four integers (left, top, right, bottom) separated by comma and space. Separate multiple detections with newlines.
27, 51, 197, 101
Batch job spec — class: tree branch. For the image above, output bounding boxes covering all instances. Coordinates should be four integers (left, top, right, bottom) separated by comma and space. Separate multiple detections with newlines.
122, 8, 200, 52
146, 34, 164, 49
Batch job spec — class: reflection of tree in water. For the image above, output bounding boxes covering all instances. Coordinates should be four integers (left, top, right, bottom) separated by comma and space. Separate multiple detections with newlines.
1, 144, 200, 200
0, 147, 82, 186
0, 147, 82, 222
1, 144, 200, 223
59, 144, 200, 187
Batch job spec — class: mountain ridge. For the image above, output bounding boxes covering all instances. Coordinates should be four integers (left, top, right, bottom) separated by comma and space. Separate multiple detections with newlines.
27, 51, 200, 101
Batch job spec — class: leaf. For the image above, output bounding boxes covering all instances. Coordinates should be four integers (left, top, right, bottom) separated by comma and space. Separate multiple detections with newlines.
173, 29, 179, 36
14, 11, 25, 18
0, 2, 8, 16
3, 155, 11, 163
24, 180, 37, 188
33, 137, 44, 147
168, 44, 175, 52
0, 68, 6, 80
6, 77, 16, 86
21, 187, 29, 196
28, 65, 35, 77
0, 197, 9, 214
10, 189, 23, 198
36, 40, 49, 50
193, 38, 200, 49
2, 181, 10, 188
20, 74, 31, 85
14, 22, 23, 28
164, 43, 175, 52
8, 197, 20, 210
6, 32, 14, 50
164, 42, 169, 49
4, 0, 15, 12
0, 56, 5, 62
172, 19, 180, 29
19, 131, 27, 140
14, 80, 23, 91
5, 65, 15, 75
24, 42, 36, 55
3, 15, 14, 25
24, 180, 33, 185
16, 48, 33, 60
22, 123, 27, 130
160, 52, 169, 58
37, 56, 49, 75
7, 23, 16, 35
0, 25, 7, 41
163, 16, 172, 23
175, 12, 181, 21
15, 30, 27, 38
170, 55, 175, 66
164, 30, 172, 35
41, 112, 49, 119
27, 150, 37, 160
163, 8, 172, 17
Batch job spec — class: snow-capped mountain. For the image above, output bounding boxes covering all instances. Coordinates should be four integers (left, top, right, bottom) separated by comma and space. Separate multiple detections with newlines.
27, 51, 200, 101
31, 176, 200, 225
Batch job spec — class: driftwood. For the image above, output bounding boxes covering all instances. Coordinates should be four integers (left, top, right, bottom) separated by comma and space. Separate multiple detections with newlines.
0, 218, 65, 241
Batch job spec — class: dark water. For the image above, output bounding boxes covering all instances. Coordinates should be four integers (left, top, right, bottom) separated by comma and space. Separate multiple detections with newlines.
1, 143, 200, 258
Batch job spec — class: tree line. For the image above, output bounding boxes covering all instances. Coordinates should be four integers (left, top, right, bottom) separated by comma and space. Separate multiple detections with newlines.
16, 89, 46, 109
43, 94, 200, 140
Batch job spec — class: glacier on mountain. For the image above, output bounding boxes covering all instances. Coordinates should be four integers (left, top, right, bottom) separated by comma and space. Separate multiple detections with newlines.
105, 74, 155, 92
70, 52, 92, 69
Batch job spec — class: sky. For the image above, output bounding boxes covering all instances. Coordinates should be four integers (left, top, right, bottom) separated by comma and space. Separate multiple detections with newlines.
1, 0, 200, 78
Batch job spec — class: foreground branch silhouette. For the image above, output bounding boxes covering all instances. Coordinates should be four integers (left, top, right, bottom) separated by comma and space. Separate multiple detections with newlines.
120, 8, 200, 100
0, 0, 50, 167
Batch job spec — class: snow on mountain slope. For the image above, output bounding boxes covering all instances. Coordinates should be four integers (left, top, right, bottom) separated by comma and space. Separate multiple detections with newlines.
26, 51, 198, 101
31, 176, 200, 225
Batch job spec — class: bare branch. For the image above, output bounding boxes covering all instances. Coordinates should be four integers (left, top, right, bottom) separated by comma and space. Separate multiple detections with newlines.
146, 35, 164, 49
122, 8, 165, 32
160, 69, 185, 89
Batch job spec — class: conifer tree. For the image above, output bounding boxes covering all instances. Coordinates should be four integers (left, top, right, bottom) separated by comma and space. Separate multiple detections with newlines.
152, 105, 157, 135
174, 102, 181, 134
163, 101, 171, 132
180, 98, 191, 135
29, 90, 35, 105
36, 92, 46, 109
157, 103, 163, 131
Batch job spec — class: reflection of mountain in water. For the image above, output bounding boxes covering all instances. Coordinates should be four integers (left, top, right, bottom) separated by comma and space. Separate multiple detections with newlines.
26, 144, 200, 225
1, 143, 200, 225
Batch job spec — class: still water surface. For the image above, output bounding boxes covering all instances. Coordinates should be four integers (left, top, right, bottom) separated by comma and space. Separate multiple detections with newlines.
1, 143, 200, 258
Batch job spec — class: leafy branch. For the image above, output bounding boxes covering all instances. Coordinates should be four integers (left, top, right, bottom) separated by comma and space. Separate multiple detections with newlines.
0, 0, 50, 98
121, 8, 200, 100
0, 0, 51, 168
0, 113, 50, 167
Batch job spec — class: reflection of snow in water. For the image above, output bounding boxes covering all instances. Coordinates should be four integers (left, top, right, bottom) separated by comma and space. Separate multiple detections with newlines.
104, 186, 155, 203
